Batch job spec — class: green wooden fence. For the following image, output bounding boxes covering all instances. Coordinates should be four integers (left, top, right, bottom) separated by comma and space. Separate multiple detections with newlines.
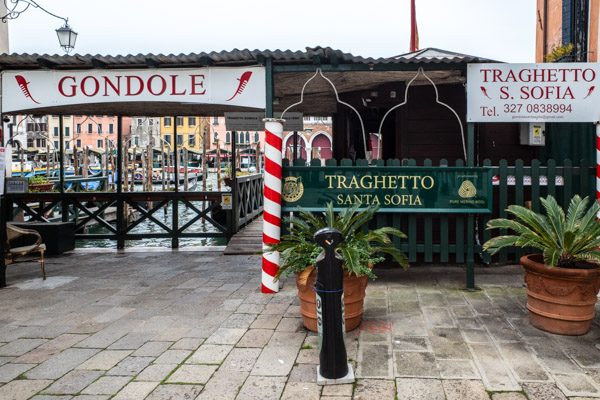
282, 158, 594, 266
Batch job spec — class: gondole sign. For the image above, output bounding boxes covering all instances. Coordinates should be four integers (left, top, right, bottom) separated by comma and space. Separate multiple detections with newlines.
2, 66, 265, 112
467, 62, 600, 122
281, 166, 492, 213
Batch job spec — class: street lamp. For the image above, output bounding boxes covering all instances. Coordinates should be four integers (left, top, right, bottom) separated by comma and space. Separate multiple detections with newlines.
1, 0, 77, 53
55, 22, 77, 54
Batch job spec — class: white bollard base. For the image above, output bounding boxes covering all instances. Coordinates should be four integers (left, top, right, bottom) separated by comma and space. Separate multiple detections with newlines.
317, 363, 355, 385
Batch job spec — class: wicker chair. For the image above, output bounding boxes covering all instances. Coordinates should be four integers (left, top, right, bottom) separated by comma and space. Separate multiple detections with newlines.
5, 223, 46, 280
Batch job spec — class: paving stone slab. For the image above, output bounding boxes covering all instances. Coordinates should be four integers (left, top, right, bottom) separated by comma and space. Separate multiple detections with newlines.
236, 375, 286, 400
280, 382, 321, 400
108, 332, 156, 350
43, 370, 104, 395
153, 349, 191, 364
0, 356, 14, 366
196, 370, 248, 400
250, 314, 282, 330
236, 329, 274, 348
0, 362, 36, 382
25, 348, 100, 380
251, 345, 298, 376
461, 329, 492, 343
442, 379, 490, 400
297, 348, 319, 364
357, 343, 393, 378
171, 337, 203, 350
437, 359, 480, 379
135, 363, 178, 382
131, 341, 173, 357
112, 381, 159, 400
268, 331, 306, 348
288, 363, 317, 383
166, 364, 217, 384
422, 307, 456, 328
76, 319, 141, 349
491, 393, 529, 400
145, 384, 203, 400
392, 336, 431, 352
0, 380, 53, 400
354, 379, 396, 399
427, 328, 471, 359
522, 382, 568, 400
77, 350, 132, 370
105, 356, 154, 376
322, 383, 353, 396
498, 342, 550, 382
470, 343, 521, 391
395, 377, 444, 400
0, 338, 47, 356
187, 344, 233, 364
394, 351, 439, 378
553, 373, 600, 397
204, 328, 246, 345
220, 347, 261, 372
81, 376, 131, 395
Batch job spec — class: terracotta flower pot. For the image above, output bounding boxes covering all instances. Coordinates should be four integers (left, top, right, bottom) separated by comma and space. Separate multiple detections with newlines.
296, 267, 368, 332
520, 254, 600, 335
29, 182, 55, 192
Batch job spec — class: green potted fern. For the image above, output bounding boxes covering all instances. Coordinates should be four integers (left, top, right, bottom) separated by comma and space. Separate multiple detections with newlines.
483, 195, 600, 335
265, 202, 408, 331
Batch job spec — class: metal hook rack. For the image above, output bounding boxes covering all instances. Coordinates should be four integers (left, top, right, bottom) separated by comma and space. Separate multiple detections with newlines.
377, 67, 467, 161
280, 68, 370, 163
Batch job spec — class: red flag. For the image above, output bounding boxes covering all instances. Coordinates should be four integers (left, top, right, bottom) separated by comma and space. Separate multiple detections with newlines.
410, 0, 419, 52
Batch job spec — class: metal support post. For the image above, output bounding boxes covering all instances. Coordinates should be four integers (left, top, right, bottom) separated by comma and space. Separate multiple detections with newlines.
116, 116, 125, 249
466, 123, 476, 290
172, 117, 179, 248
59, 116, 68, 221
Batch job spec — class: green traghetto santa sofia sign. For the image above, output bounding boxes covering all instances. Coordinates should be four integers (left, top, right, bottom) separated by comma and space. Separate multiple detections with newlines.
281, 166, 492, 213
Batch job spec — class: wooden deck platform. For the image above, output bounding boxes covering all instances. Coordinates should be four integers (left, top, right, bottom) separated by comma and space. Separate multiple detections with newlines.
224, 215, 263, 255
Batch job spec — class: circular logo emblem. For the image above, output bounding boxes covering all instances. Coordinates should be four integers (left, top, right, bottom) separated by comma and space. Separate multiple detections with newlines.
458, 180, 477, 198
281, 176, 304, 202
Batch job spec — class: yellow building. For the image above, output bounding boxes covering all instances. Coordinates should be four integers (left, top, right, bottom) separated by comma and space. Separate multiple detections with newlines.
160, 116, 211, 151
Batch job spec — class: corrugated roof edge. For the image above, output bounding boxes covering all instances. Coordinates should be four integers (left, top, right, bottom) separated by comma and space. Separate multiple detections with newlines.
0, 46, 499, 70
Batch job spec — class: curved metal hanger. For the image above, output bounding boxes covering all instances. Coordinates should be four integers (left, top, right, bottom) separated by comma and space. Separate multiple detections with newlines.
377, 67, 467, 161
280, 68, 369, 161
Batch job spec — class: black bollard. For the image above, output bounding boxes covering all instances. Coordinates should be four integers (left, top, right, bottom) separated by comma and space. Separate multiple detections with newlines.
314, 227, 351, 382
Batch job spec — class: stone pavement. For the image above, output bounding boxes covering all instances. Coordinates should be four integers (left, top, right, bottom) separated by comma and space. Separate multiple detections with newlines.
1, 249, 600, 399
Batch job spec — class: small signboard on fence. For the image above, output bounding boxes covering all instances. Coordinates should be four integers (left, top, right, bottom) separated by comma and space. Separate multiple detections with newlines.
5, 177, 29, 194
225, 112, 303, 131
221, 193, 232, 210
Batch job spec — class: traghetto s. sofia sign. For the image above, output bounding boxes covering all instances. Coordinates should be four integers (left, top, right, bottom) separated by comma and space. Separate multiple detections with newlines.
467, 63, 599, 122
2, 66, 265, 112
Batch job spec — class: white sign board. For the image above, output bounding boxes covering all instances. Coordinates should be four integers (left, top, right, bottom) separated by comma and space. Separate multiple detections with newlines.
5, 177, 28, 193
467, 63, 600, 122
225, 112, 304, 131
2, 66, 266, 112
0, 147, 5, 195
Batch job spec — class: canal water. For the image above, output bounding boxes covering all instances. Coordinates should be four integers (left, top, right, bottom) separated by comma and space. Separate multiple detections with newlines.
76, 172, 229, 248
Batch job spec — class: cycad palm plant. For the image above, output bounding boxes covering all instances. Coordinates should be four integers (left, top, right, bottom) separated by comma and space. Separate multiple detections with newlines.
483, 195, 600, 268
266, 202, 408, 282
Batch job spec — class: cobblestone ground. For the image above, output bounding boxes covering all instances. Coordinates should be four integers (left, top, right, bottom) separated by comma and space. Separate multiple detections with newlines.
1, 250, 600, 399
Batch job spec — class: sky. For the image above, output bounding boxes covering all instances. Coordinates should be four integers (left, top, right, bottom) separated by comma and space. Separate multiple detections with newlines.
6, 0, 536, 63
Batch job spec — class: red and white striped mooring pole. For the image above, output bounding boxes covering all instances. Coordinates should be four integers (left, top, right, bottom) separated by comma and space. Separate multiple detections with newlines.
262, 118, 284, 293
